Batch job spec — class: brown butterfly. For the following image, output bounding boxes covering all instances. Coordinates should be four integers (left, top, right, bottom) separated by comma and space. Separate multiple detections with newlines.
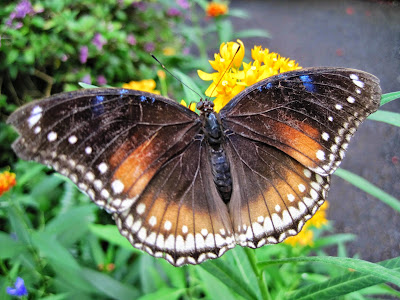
7, 67, 381, 266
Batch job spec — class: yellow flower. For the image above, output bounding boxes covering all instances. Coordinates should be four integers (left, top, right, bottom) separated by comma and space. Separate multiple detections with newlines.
0, 171, 16, 196
122, 79, 160, 94
180, 100, 196, 112
284, 201, 329, 247
206, 2, 229, 17
198, 41, 301, 112
163, 47, 176, 56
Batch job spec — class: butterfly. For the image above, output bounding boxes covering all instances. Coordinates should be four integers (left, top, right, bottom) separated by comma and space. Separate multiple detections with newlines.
7, 67, 381, 266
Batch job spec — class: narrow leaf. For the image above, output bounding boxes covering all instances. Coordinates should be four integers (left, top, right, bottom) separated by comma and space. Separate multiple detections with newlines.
258, 256, 400, 287
89, 224, 142, 253
380, 91, 400, 106
81, 268, 140, 299
200, 260, 258, 300
334, 168, 400, 213
287, 256, 400, 299
236, 29, 271, 39
368, 110, 400, 127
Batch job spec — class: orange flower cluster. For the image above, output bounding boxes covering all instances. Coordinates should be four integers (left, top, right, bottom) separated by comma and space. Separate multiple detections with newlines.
206, 2, 228, 17
0, 171, 16, 196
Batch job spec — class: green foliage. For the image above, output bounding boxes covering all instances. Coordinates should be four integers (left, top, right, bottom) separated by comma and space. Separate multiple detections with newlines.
1, 0, 400, 299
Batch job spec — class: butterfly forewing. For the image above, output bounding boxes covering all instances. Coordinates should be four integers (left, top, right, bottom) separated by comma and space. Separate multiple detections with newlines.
7, 88, 201, 213
220, 67, 381, 176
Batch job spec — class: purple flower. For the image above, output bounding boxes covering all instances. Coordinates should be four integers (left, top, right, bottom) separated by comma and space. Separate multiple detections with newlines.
144, 42, 155, 52
14, 0, 35, 18
167, 7, 181, 17
176, 0, 190, 9
183, 47, 190, 55
127, 34, 136, 46
61, 54, 68, 62
132, 2, 147, 11
6, 0, 39, 28
81, 74, 92, 84
6, 277, 28, 297
92, 33, 106, 51
79, 46, 88, 64
97, 75, 107, 85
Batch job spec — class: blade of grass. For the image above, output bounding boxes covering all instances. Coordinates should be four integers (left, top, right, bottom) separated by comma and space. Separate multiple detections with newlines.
334, 168, 400, 213
368, 110, 400, 127
380, 91, 400, 106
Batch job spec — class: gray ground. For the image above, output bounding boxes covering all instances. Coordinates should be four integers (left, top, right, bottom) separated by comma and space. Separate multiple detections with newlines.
231, 0, 400, 262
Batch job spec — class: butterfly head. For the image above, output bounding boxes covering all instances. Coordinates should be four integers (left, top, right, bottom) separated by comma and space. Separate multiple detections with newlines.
196, 99, 215, 115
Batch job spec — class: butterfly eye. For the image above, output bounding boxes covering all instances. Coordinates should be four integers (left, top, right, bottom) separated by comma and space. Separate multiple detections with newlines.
196, 101, 204, 110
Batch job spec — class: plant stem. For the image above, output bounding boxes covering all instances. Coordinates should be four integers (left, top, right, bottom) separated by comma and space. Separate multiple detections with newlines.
244, 248, 271, 300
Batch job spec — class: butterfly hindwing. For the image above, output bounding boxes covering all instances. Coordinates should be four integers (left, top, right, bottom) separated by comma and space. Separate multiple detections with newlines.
220, 67, 381, 176
113, 135, 235, 266
7, 88, 201, 213
225, 131, 330, 247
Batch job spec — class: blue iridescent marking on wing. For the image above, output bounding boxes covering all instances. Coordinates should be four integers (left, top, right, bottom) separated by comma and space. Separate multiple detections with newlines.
300, 75, 316, 92
266, 82, 272, 89
91, 95, 105, 116
140, 95, 147, 102
119, 89, 129, 97
151, 97, 155, 103
258, 86, 263, 92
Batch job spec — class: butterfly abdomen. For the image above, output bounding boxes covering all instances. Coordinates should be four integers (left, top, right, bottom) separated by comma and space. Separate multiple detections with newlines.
202, 112, 233, 203
209, 147, 232, 203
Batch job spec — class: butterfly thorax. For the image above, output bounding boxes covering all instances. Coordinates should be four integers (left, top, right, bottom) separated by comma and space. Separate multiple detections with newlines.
200, 107, 233, 204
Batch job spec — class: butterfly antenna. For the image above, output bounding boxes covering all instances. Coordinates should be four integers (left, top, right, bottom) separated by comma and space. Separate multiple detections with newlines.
207, 44, 241, 101
151, 54, 204, 100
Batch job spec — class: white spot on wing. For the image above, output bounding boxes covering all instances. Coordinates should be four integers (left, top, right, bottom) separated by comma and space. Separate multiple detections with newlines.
164, 220, 172, 231
85, 146, 92, 154
111, 180, 124, 194
47, 131, 57, 142
68, 135, 77, 144
98, 162, 108, 174
136, 203, 146, 215
28, 106, 43, 128
316, 150, 325, 161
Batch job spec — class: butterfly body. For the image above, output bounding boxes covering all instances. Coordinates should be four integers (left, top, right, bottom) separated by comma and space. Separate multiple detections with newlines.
8, 67, 381, 266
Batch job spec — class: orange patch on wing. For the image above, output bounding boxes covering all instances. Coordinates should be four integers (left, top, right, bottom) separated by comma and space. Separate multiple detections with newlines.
274, 123, 323, 169
111, 133, 163, 197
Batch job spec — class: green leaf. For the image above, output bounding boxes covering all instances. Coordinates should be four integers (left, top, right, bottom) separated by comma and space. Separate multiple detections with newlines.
236, 29, 271, 39
31, 232, 97, 293
228, 9, 250, 19
81, 267, 140, 299
172, 69, 204, 103
380, 91, 400, 106
195, 266, 242, 300
230, 248, 263, 300
312, 233, 357, 249
78, 83, 99, 89
137, 288, 186, 300
0, 232, 27, 259
200, 259, 258, 300
158, 260, 187, 289
217, 19, 233, 43
334, 168, 400, 213
368, 110, 400, 127
287, 256, 400, 299
258, 256, 400, 287
89, 224, 142, 253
